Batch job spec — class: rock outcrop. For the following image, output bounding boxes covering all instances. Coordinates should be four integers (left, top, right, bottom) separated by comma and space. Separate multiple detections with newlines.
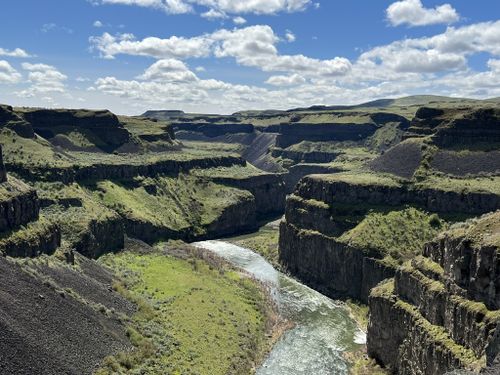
0, 145, 6, 183
0, 176, 40, 233
72, 214, 125, 259
279, 173, 500, 304
8, 154, 246, 183
406, 107, 500, 147
0, 218, 60, 258
295, 174, 500, 215
276, 123, 378, 148
0, 145, 59, 258
23, 108, 131, 147
275, 112, 409, 148
368, 212, 500, 374
209, 173, 286, 218
0, 104, 34, 138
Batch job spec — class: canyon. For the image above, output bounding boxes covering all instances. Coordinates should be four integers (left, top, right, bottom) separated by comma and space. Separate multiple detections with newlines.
0, 95, 499, 374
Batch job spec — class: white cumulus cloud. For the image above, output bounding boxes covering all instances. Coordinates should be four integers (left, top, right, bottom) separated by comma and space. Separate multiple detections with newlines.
138, 58, 198, 82
90, 25, 351, 78
0, 48, 31, 58
90, 0, 313, 16
17, 63, 67, 97
89, 32, 213, 59
0, 60, 22, 83
265, 73, 305, 86
285, 30, 296, 42
91, 0, 193, 14
232, 16, 247, 25
387, 0, 459, 27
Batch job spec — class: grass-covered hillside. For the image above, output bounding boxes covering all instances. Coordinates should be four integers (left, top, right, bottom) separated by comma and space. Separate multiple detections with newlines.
97, 241, 277, 375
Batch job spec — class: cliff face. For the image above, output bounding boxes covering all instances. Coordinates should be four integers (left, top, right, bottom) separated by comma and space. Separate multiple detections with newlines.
423, 216, 500, 310
406, 107, 500, 147
8, 155, 246, 184
0, 219, 60, 258
279, 221, 394, 302
0, 144, 61, 258
368, 212, 500, 374
210, 173, 286, 218
0, 104, 34, 138
284, 164, 342, 193
276, 123, 378, 148
274, 112, 409, 149
0, 177, 40, 233
23, 108, 131, 147
279, 173, 500, 306
296, 174, 500, 215
271, 148, 341, 164
173, 122, 254, 137
72, 215, 125, 259
0, 145, 6, 183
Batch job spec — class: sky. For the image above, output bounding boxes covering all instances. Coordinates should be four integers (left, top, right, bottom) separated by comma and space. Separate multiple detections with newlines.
0, 0, 499, 115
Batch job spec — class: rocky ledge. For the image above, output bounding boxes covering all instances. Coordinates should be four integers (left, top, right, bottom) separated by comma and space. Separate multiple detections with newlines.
368, 212, 500, 374
23, 108, 131, 146
406, 107, 500, 147
0, 176, 40, 233
279, 173, 500, 304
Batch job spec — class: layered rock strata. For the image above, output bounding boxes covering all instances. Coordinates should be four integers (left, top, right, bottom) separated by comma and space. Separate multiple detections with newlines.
368, 212, 500, 374
279, 174, 500, 304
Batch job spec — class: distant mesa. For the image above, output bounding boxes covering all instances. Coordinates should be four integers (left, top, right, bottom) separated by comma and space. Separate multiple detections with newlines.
141, 110, 185, 120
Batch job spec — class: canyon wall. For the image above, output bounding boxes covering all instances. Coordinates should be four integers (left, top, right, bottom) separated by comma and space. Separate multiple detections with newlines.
368, 212, 500, 374
7, 155, 246, 183
279, 174, 500, 305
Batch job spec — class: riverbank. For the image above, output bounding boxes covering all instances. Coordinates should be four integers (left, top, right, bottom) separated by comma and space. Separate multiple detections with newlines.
227, 217, 282, 269
228, 221, 388, 374
95, 239, 282, 375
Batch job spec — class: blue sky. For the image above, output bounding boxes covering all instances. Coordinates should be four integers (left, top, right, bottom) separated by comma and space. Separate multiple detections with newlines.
0, 0, 499, 114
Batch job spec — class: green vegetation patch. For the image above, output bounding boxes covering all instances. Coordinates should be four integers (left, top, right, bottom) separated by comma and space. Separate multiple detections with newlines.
118, 116, 170, 137
192, 164, 268, 180
0, 129, 74, 168
0, 215, 56, 255
339, 207, 446, 265
97, 249, 272, 375
412, 256, 445, 279
90, 174, 253, 235
417, 174, 500, 196
38, 182, 120, 248
0, 175, 33, 201
311, 171, 402, 188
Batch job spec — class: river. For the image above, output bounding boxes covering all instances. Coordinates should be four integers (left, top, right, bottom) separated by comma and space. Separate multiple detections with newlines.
193, 240, 365, 375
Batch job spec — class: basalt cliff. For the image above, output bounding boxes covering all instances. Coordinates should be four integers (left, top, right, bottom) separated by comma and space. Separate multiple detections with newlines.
278, 104, 500, 374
